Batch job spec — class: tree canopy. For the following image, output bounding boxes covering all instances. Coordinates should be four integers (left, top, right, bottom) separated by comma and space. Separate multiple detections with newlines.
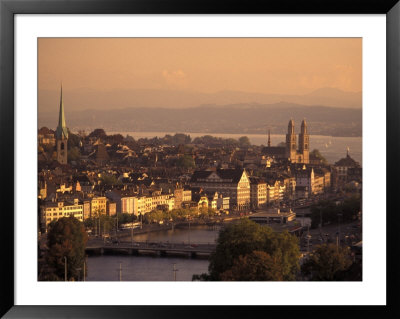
88, 128, 107, 139
310, 195, 361, 228
175, 154, 196, 169
238, 136, 251, 147
201, 219, 300, 281
301, 244, 353, 280
310, 149, 328, 165
220, 251, 284, 281
44, 216, 88, 281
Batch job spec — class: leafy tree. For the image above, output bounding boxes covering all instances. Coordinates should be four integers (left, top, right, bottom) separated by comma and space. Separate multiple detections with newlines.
205, 219, 300, 281
176, 155, 195, 169
106, 134, 124, 145
310, 149, 328, 165
99, 173, 121, 186
220, 251, 284, 281
68, 146, 81, 162
310, 196, 361, 228
44, 216, 88, 281
238, 136, 251, 147
67, 130, 81, 149
301, 244, 353, 280
88, 128, 107, 140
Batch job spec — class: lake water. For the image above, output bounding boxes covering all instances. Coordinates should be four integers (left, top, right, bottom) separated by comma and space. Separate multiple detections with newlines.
86, 255, 209, 281
86, 225, 218, 281
110, 131, 362, 165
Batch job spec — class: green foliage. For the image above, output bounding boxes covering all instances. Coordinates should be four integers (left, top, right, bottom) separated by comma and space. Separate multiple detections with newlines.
238, 136, 251, 147
142, 208, 199, 224
99, 173, 121, 186
207, 219, 300, 281
143, 210, 164, 224
44, 216, 88, 281
175, 155, 195, 169
310, 149, 328, 165
301, 244, 353, 280
198, 207, 217, 219
106, 134, 124, 145
88, 128, 107, 139
68, 146, 81, 162
310, 196, 361, 228
220, 251, 284, 281
67, 130, 81, 149
117, 212, 136, 225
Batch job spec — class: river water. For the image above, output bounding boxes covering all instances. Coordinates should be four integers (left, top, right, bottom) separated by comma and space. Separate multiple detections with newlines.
110, 131, 362, 165
86, 225, 218, 281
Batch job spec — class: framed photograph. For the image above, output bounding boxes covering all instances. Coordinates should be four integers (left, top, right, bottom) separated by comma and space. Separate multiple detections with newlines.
1, 0, 399, 318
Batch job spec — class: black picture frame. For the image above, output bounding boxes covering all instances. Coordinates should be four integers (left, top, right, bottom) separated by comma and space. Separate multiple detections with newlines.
1, 0, 399, 318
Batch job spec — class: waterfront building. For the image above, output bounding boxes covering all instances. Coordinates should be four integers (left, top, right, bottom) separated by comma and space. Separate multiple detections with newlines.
107, 200, 117, 216
40, 198, 83, 232
216, 194, 230, 211
249, 208, 296, 224
190, 168, 250, 211
173, 188, 192, 209
249, 177, 267, 209
91, 196, 107, 216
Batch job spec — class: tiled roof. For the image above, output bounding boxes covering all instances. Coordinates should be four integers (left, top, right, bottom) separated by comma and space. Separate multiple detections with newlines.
190, 168, 245, 184
335, 155, 360, 167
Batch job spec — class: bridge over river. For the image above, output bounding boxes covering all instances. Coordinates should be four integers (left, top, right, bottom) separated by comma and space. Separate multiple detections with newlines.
86, 240, 216, 259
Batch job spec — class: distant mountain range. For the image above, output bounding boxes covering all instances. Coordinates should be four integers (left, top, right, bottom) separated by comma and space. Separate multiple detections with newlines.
38, 87, 362, 113
39, 102, 362, 137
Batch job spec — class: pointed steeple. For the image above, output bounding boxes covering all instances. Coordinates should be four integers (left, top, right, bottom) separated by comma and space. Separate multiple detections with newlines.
55, 84, 68, 140
301, 118, 308, 134
268, 129, 271, 147
288, 118, 295, 134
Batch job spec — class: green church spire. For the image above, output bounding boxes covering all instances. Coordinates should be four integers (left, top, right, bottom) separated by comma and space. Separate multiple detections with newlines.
55, 84, 68, 139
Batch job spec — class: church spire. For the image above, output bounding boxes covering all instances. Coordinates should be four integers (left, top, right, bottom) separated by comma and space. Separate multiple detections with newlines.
268, 129, 271, 147
55, 84, 68, 140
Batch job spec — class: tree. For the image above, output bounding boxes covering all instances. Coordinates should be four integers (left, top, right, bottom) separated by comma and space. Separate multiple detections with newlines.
88, 128, 107, 139
99, 173, 121, 186
176, 155, 195, 169
310, 196, 361, 228
238, 136, 251, 147
44, 216, 88, 281
68, 146, 81, 162
205, 219, 300, 280
310, 149, 328, 165
67, 130, 81, 149
301, 244, 353, 280
220, 251, 284, 281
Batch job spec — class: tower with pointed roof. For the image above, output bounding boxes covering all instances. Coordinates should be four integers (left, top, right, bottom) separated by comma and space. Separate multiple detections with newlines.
55, 85, 68, 164
286, 119, 297, 161
298, 119, 310, 164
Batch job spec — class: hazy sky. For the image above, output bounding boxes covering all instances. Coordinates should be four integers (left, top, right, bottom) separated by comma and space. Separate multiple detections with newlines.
38, 38, 361, 95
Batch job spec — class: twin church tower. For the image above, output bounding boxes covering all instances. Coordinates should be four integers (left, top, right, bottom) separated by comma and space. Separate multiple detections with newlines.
265, 119, 310, 164
285, 119, 310, 164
